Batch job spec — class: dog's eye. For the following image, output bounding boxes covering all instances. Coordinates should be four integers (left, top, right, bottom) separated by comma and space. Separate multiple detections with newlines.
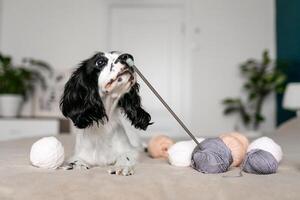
95, 58, 107, 67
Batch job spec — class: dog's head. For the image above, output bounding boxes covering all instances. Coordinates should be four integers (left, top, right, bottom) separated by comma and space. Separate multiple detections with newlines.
60, 51, 152, 130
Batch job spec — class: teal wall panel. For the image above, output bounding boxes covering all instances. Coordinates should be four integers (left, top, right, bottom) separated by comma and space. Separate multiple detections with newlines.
276, 0, 300, 125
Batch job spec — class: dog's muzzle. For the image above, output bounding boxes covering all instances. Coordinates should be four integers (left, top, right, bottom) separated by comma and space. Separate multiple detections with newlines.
104, 64, 135, 91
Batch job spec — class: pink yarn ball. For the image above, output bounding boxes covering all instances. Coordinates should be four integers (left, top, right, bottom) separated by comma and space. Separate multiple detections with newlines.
148, 135, 174, 159
220, 134, 247, 167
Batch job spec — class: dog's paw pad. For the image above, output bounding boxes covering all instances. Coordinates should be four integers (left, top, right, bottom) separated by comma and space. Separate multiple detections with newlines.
108, 166, 134, 176
108, 168, 117, 174
61, 161, 90, 170
61, 162, 75, 170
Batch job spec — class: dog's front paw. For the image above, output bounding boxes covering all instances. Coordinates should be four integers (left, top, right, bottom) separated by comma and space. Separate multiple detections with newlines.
108, 166, 134, 176
108, 152, 137, 176
61, 160, 90, 170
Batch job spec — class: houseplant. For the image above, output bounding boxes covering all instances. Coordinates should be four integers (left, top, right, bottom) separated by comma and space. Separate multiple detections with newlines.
0, 53, 52, 117
222, 50, 286, 134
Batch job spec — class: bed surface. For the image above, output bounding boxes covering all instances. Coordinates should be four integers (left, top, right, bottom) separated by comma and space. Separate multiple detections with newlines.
0, 119, 299, 200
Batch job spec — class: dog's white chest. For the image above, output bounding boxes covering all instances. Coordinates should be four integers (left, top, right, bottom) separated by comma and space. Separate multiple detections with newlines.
74, 119, 131, 166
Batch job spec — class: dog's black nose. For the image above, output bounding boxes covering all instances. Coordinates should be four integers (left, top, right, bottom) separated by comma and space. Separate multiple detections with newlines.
115, 53, 134, 72
120, 53, 134, 62
115, 53, 134, 64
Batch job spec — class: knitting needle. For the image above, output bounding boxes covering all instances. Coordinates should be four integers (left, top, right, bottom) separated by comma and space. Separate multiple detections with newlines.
126, 59, 200, 145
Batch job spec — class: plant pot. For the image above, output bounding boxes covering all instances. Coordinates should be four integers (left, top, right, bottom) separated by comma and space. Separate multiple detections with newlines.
0, 94, 23, 117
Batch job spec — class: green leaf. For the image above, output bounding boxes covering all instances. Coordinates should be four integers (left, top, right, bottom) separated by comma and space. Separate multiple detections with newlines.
241, 113, 251, 125
223, 107, 239, 115
274, 74, 286, 86
255, 114, 265, 122
223, 49, 287, 128
262, 50, 270, 66
222, 98, 240, 105
248, 92, 257, 101
0, 53, 53, 96
243, 82, 252, 90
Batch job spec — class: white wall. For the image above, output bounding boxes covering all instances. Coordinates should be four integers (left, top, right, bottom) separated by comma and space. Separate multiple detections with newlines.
0, 0, 110, 117
0, 0, 109, 69
0, 0, 276, 136
188, 0, 276, 135
0, 0, 2, 47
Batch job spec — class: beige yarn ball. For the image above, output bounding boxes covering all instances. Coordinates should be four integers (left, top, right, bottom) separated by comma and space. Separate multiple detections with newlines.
220, 134, 247, 167
148, 135, 174, 159
226, 132, 249, 150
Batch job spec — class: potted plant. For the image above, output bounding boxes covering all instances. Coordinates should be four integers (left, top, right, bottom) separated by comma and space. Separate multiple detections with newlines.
222, 50, 286, 135
0, 53, 52, 117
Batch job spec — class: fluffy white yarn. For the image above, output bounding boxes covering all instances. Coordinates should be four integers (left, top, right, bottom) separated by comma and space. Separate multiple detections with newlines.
248, 137, 283, 162
168, 138, 205, 167
30, 137, 65, 169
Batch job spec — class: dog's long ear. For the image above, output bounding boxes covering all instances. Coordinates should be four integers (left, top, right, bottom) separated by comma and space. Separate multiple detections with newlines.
118, 83, 152, 130
60, 58, 107, 129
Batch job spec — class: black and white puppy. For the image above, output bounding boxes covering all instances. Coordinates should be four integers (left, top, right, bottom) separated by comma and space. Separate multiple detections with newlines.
60, 51, 152, 175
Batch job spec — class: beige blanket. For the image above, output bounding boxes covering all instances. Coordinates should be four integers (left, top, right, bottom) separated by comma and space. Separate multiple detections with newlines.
0, 119, 299, 200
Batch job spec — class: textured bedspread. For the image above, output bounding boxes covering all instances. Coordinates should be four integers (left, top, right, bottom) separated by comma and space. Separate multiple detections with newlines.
0, 119, 299, 200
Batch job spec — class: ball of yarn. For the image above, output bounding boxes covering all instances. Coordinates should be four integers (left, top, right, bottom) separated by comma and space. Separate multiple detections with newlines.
168, 138, 205, 167
242, 149, 279, 174
148, 135, 174, 159
191, 138, 233, 174
247, 137, 282, 162
221, 132, 249, 150
242, 137, 283, 174
30, 137, 65, 169
220, 134, 246, 167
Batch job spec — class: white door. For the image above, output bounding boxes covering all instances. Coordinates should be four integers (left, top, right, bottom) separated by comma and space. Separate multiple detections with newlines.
109, 5, 187, 137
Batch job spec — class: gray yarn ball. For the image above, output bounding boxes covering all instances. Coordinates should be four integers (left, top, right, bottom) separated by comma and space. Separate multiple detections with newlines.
191, 138, 233, 174
242, 149, 279, 174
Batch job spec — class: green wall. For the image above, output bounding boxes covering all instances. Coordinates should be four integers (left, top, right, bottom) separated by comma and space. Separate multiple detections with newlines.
276, 0, 300, 125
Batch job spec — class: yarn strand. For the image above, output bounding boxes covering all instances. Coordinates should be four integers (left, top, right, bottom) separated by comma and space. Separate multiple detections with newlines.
130, 63, 199, 145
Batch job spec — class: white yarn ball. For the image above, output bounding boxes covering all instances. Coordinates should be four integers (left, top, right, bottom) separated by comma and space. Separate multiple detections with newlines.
248, 137, 283, 162
168, 138, 205, 167
30, 137, 65, 169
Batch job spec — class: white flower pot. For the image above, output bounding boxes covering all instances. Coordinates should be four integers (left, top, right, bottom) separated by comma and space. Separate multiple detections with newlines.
0, 95, 23, 117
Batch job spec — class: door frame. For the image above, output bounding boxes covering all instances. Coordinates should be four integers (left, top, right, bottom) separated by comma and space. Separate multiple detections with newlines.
105, 0, 194, 134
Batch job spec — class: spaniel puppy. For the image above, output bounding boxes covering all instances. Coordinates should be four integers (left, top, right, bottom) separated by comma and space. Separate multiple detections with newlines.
60, 51, 152, 175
